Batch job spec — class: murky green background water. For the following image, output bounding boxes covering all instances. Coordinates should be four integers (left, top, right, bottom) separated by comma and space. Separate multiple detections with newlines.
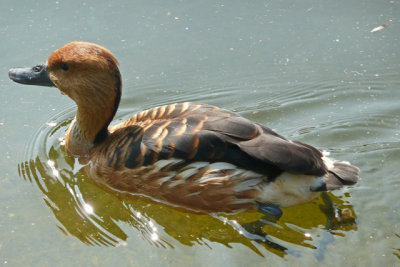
1, 0, 399, 266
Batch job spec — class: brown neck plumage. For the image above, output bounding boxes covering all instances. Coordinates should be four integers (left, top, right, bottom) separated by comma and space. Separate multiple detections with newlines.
65, 71, 121, 157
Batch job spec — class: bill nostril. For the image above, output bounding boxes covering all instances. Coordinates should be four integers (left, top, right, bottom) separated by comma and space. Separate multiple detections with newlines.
32, 65, 42, 72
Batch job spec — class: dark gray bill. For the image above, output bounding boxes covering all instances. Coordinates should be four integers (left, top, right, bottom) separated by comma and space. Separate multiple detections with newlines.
8, 64, 55, 87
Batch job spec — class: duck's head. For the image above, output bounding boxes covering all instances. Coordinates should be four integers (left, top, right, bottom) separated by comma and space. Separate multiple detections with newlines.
9, 41, 121, 108
9, 42, 122, 155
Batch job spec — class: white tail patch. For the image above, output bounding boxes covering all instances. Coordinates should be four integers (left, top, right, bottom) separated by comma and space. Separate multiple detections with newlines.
322, 150, 352, 171
322, 150, 334, 169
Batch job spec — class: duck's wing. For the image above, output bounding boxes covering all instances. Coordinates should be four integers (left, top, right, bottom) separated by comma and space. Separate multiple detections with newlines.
107, 103, 327, 180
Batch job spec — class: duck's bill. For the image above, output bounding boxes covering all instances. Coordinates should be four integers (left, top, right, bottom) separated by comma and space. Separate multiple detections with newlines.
8, 64, 55, 87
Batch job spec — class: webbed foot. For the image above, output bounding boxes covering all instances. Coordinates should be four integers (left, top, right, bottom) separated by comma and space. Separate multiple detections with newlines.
240, 203, 283, 243
257, 203, 282, 222
240, 203, 287, 252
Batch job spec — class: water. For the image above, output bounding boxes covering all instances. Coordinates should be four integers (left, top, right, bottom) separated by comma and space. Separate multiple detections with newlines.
1, 0, 399, 266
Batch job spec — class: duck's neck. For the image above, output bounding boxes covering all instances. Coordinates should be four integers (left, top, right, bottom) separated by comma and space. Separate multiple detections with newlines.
65, 106, 113, 156
65, 74, 121, 157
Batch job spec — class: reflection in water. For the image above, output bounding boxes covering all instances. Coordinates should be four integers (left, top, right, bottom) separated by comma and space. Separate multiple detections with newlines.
18, 116, 358, 257
394, 234, 400, 260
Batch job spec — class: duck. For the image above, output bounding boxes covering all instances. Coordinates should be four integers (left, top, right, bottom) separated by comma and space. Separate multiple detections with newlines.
9, 41, 359, 217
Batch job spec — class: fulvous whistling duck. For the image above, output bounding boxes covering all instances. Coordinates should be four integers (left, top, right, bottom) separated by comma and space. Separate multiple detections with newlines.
9, 42, 359, 217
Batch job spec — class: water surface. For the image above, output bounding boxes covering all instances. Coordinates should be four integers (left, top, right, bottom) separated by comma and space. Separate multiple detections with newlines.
0, 0, 399, 266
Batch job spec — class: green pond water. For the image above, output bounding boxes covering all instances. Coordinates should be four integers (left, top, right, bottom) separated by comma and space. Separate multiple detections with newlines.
0, 0, 399, 266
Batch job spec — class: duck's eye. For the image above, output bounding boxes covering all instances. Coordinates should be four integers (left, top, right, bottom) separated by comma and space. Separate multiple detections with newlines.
60, 63, 69, 71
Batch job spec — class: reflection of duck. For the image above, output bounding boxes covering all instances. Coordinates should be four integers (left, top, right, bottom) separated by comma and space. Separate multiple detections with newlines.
19, 152, 357, 254
9, 42, 359, 216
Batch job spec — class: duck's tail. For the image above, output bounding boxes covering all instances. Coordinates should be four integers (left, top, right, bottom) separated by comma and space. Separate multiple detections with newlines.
311, 153, 360, 192
324, 161, 360, 190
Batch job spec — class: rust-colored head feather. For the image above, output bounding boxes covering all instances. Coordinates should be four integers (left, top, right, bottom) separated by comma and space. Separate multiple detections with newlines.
48, 41, 119, 72
47, 41, 120, 99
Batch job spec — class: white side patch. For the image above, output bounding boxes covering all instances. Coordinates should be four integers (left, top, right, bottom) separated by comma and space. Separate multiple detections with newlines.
151, 159, 264, 189
257, 173, 321, 208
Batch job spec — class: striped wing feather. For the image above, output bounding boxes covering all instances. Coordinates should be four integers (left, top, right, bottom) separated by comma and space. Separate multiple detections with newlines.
104, 103, 327, 180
